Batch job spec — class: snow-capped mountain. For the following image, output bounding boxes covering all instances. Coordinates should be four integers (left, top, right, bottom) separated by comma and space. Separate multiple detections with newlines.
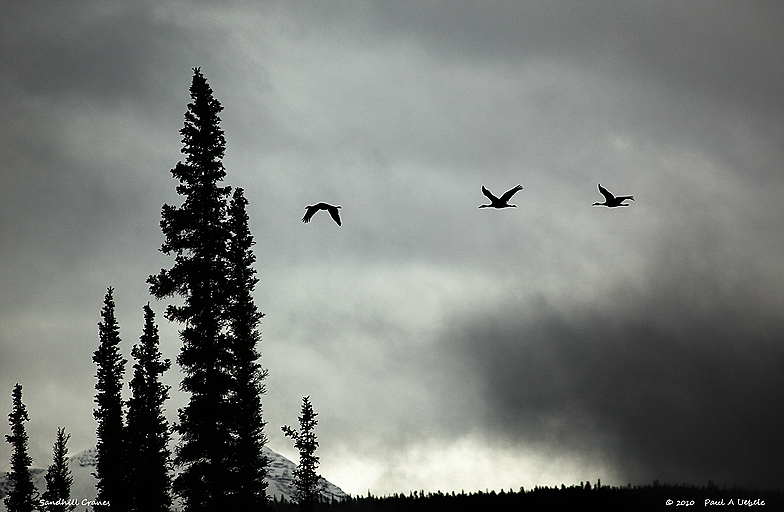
0, 446, 347, 511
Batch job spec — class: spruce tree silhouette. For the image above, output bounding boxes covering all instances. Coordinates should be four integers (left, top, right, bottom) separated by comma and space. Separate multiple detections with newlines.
4, 384, 37, 512
282, 396, 324, 512
148, 66, 234, 511
225, 187, 270, 510
148, 68, 269, 510
92, 287, 127, 512
126, 304, 172, 512
42, 427, 75, 512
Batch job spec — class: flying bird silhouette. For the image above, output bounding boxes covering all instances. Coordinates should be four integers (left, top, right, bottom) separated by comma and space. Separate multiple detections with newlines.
478, 184, 524, 209
302, 203, 342, 226
592, 184, 634, 207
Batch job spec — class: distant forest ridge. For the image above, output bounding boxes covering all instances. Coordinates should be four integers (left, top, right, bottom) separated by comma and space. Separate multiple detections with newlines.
272, 480, 783, 512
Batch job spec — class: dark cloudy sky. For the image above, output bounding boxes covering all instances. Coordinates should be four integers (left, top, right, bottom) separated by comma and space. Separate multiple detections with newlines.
2, 0, 783, 495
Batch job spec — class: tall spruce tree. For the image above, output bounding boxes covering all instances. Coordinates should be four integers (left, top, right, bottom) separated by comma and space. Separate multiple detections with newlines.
4, 384, 37, 512
126, 304, 172, 512
225, 187, 269, 509
282, 396, 323, 512
149, 67, 270, 511
42, 427, 75, 512
93, 287, 127, 512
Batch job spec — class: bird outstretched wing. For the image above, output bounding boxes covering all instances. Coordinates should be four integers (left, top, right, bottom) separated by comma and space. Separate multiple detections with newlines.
302, 205, 318, 223
481, 185, 499, 202
597, 184, 615, 202
327, 205, 342, 226
499, 184, 523, 203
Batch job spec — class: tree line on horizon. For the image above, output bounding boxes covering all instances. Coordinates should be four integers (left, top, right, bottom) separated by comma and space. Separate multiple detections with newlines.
4, 68, 322, 512
272, 481, 784, 512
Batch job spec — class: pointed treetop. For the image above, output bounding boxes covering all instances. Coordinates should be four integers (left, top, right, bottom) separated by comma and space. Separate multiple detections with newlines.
176, 67, 227, 183
43, 427, 75, 512
5, 383, 38, 512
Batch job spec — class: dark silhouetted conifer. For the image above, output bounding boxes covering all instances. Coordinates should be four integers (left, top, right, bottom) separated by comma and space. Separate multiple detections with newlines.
4, 384, 37, 512
126, 304, 172, 512
42, 427, 75, 512
149, 67, 269, 511
282, 396, 323, 512
225, 187, 269, 510
92, 287, 127, 512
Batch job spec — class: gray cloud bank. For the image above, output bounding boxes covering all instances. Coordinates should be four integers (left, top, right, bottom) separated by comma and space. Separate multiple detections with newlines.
451, 258, 784, 488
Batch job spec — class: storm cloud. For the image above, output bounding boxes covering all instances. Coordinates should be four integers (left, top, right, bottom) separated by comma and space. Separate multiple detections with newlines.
451, 263, 784, 489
